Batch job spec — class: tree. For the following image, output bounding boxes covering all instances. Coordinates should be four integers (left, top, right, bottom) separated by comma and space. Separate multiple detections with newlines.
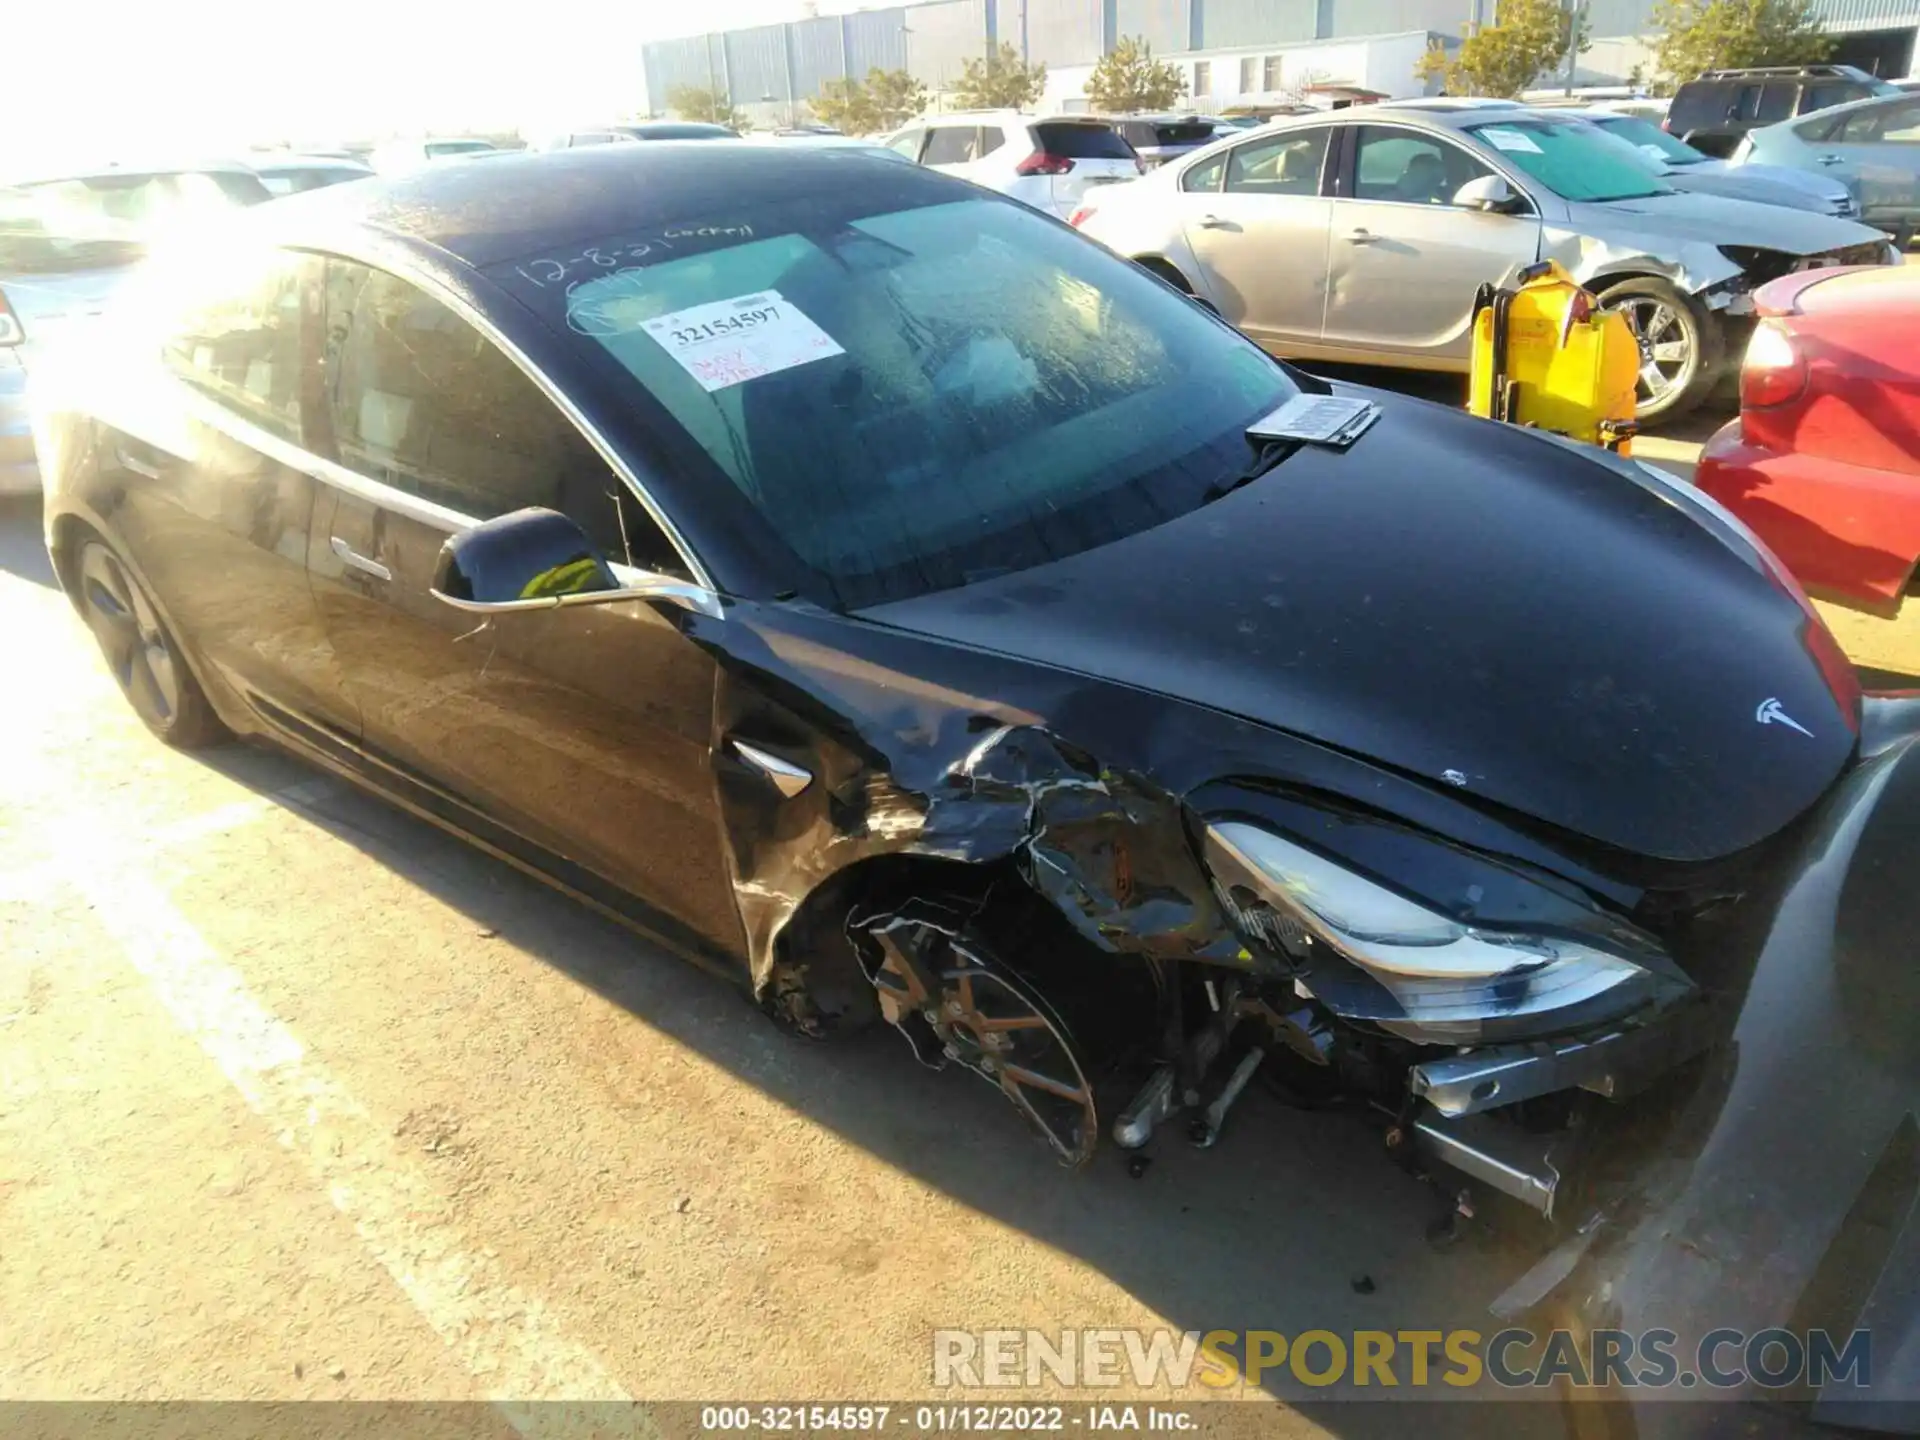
1649, 0, 1831, 86
1415, 0, 1589, 98
813, 77, 879, 134
867, 68, 930, 130
815, 68, 929, 133
1084, 35, 1188, 113
950, 42, 1047, 110
664, 84, 743, 129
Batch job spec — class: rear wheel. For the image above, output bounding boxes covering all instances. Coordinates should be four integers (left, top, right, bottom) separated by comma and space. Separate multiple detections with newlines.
75, 538, 226, 748
1133, 257, 1219, 314
1597, 276, 1723, 423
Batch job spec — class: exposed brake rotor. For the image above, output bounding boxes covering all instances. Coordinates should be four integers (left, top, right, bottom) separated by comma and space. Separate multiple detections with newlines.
862, 912, 1100, 1167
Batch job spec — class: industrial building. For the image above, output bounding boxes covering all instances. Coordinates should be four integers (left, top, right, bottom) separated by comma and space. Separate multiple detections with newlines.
640, 0, 1918, 131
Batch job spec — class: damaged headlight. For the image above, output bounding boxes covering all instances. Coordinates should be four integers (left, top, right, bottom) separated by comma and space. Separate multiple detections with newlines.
1204, 822, 1690, 1045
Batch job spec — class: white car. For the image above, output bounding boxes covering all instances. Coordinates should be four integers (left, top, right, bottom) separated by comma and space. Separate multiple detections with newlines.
882, 112, 1140, 218
367, 138, 502, 174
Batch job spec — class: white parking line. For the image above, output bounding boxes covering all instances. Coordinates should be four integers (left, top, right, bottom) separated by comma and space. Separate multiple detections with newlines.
38, 796, 655, 1433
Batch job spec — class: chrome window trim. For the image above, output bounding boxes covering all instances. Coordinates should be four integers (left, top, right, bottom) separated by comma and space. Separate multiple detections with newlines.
173, 381, 477, 534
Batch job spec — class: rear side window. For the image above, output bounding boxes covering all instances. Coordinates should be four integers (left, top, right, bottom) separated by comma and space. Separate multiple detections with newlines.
885, 128, 924, 159
922, 127, 978, 164
1032, 122, 1135, 160
163, 248, 315, 445
1225, 130, 1328, 196
318, 259, 680, 572
1181, 152, 1228, 192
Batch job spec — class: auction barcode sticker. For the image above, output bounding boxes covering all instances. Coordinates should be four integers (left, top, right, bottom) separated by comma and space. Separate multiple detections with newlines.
642, 290, 844, 392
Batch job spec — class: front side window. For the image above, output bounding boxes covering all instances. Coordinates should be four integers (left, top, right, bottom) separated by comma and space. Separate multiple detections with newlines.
1226, 129, 1328, 196
1462, 119, 1669, 202
490, 194, 1297, 607
162, 247, 314, 444
1353, 127, 1493, 205
1846, 98, 1920, 142
319, 260, 679, 573
1756, 83, 1797, 123
1801, 83, 1858, 114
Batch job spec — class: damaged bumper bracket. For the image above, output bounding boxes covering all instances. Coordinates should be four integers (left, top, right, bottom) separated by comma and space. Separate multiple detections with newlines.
1409, 1002, 1714, 1119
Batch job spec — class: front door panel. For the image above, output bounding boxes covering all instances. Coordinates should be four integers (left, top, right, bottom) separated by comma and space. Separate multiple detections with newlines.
303, 255, 742, 956
312, 484, 741, 954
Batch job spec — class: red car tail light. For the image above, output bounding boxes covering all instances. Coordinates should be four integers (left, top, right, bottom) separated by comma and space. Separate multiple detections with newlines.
1015, 152, 1074, 176
1740, 321, 1809, 410
1067, 204, 1096, 228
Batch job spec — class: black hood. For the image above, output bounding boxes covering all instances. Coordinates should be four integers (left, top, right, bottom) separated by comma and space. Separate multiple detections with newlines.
860, 391, 1857, 864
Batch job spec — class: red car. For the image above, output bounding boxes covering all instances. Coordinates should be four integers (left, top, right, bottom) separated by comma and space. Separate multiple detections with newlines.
1696, 265, 1920, 613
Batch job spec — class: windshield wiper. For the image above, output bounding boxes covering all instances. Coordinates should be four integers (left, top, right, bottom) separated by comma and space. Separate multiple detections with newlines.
1204, 439, 1303, 501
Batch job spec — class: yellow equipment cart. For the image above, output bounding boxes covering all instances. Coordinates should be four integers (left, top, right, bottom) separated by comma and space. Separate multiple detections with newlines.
1468, 260, 1640, 454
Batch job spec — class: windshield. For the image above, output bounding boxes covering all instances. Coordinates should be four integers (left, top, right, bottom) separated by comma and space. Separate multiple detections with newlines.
1465, 119, 1674, 202
488, 194, 1296, 608
425, 140, 496, 158
1592, 114, 1703, 165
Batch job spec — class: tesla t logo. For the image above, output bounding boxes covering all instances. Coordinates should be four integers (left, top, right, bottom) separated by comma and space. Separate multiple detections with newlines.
1756, 697, 1814, 738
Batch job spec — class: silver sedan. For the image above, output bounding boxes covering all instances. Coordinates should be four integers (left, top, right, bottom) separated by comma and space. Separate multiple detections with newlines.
1072, 104, 1896, 419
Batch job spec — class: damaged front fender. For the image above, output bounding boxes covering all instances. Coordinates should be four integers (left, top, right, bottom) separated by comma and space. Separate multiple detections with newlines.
1543, 220, 1745, 306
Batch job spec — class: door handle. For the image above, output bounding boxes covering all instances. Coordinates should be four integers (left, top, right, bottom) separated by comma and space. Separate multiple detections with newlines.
1346, 228, 1376, 244
1817, 154, 1844, 165
115, 446, 162, 480
330, 535, 392, 582
1196, 213, 1230, 228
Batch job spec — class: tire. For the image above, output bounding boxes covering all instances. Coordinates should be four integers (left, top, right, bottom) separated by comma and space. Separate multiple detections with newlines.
73, 536, 228, 748
1597, 276, 1724, 424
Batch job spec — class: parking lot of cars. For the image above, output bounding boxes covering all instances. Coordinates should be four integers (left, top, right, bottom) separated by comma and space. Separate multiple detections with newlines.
5, 98, 1920, 1430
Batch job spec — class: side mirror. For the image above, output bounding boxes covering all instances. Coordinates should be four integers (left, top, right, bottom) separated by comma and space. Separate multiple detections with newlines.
1453, 174, 1521, 212
430, 507, 720, 618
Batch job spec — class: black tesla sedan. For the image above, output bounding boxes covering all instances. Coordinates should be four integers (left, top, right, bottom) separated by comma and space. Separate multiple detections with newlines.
37, 145, 1920, 1421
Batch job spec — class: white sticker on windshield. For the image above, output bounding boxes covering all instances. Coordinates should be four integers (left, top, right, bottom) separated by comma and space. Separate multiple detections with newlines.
640, 290, 844, 392
1480, 127, 1543, 155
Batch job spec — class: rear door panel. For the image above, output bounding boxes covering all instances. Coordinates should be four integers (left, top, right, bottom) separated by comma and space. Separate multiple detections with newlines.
1180, 126, 1338, 347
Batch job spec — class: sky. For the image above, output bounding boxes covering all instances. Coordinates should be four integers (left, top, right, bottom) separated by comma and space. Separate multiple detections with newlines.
4, 0, 833, 170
